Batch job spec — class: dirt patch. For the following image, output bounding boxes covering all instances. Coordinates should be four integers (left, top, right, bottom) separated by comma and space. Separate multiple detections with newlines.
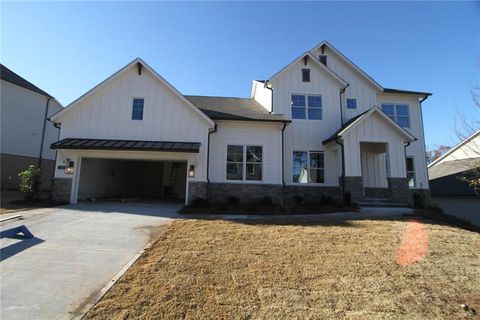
84, 216, 480, 319
180, 204, 356, 215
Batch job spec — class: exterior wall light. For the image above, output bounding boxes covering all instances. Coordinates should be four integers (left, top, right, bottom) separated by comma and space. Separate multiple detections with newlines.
188, 165, 195, 178
65, 161, 74, 174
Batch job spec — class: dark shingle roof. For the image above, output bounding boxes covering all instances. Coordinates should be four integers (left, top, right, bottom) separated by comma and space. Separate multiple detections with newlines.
1, 64, 51, 97
185, 95, 290, 123
323, 109, 370, 144
383, 88, 432, 96
51, 138, 201, 153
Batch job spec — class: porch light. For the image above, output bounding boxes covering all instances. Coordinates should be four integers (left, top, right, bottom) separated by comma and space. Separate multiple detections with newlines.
65, 161, 74, 174
188, 165, 195, 178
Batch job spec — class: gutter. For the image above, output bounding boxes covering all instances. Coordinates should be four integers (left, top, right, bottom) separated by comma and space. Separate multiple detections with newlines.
206, 123, 218, 184
38, 97, 52, 168
335, 139, 346, 204
339, 84, 349, 126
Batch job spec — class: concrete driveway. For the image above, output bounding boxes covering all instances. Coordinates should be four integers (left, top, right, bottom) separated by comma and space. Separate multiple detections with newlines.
0, 201, 181, 320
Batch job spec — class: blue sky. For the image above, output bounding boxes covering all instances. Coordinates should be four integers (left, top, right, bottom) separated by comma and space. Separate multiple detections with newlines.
1, 1, 479, 148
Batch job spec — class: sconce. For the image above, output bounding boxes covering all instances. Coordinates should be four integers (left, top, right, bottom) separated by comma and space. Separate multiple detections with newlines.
65, 161, 74, 174
188, 165, 195, 178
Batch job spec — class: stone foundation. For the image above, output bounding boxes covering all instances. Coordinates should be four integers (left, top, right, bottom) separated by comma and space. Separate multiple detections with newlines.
387, 177, 410, 204
51, 178, 72, 203
364, 187, 391, 199
341, 176, 364, 204
187, 182, 342, 205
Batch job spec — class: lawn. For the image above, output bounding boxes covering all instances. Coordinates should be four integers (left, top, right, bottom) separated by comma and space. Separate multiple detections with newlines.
85, 215, 480, 319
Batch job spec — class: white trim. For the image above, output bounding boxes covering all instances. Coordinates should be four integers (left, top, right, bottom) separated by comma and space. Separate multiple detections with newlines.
309, 41, 383, 91
225, 144, 264, 183
291, 93, 323, 121
428, 129, 480, 168
269, 52, 348, 86
49, 58, 215, 127
292, 150, 326, 185
337, 107, 416, 142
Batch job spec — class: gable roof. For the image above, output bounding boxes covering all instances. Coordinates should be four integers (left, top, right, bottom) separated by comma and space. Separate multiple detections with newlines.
49, 58, 215, 127
1, 64, 51, 97
323, 106, 416, 144
310, 41, 383, 92
185, 96, 290, 123
428, 130, 480, 168
268, 52, 348, 86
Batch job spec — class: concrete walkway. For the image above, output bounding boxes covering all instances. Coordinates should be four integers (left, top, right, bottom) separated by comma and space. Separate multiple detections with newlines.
0, 201, 181, 320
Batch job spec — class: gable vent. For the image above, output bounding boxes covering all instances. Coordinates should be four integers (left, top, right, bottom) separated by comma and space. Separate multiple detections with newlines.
319, 55, 327, 66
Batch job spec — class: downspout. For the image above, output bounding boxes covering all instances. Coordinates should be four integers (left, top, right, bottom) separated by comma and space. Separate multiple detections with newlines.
339, 84, 349, 126
264, 80, 274, 114
335, 139, 346, 204
38, 97, 52, 168
206, 123, 218, 185
281, 122, 288, 186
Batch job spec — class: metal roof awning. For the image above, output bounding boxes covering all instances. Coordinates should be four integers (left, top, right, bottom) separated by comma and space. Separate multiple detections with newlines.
51, 138, 201, 153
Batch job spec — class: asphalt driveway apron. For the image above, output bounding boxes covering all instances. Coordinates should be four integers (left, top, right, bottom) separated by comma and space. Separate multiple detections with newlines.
0, 201, 180, 320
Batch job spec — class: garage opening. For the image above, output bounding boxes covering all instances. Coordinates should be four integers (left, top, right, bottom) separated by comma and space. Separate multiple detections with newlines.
77, 158, 187, 202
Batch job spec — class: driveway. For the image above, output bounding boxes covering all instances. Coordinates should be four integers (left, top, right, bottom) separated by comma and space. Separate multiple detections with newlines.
0, 201, 181, 320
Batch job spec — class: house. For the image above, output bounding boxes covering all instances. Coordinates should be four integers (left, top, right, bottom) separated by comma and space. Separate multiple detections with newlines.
49, 41, 431, 206
428, 130, 480, 226
1, 64, 63, 190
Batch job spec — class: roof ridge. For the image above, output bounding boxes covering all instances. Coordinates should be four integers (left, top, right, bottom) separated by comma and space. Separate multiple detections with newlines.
185, 95, 251, 100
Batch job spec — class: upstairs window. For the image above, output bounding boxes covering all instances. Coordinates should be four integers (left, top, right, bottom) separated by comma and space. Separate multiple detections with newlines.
346, 98, 357, 109
301, 68, 311, 82
132, 98, 144, 120
319, 55, 327, 66
381, 103, 410, 128
291, 94, 322, 120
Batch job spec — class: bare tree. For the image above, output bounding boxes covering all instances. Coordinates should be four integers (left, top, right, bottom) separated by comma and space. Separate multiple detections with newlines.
426, 145, 451, 164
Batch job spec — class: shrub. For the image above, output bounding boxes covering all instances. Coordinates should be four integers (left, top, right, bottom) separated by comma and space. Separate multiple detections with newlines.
259, 196, 273, 206
413, 192, 426, 209
292, 195, 305, 206
18, 165, 41, 201
321, 195, 336, 206
190, 197, 208, 208
226, 196, 240, 205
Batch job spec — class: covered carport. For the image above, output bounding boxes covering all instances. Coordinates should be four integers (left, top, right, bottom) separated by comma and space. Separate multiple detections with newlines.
51, 138, 202, 204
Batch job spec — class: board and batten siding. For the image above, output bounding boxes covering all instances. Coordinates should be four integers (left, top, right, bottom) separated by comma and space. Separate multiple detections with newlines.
208, 120, 283, 184
1, 80, 62, 160
377, 93, 429, 189
310, 46, 380, 121
270, 58, 343, 186
54, 65, 212, 183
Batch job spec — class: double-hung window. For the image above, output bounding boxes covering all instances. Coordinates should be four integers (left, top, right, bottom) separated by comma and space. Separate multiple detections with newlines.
381, 103, 410, 128
226, 145, 262, 181
406, 157, 415, 188
132, 98, 144, 120
292, 151, 324, 183
291, 94, 322, 120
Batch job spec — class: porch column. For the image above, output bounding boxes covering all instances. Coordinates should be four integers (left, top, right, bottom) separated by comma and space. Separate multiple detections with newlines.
386, 141, 410, 204
341, 139, 363, 203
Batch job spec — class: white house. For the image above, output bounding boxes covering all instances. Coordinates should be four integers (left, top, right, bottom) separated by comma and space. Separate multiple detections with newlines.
1, 64, 63, 190
49, 41, 431, 205
428, 130, 480, 225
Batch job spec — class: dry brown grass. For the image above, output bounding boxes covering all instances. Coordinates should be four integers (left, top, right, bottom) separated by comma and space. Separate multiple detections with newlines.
85, 216, 480, 319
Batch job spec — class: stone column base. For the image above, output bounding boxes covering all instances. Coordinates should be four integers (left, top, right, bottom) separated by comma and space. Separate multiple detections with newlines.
340, 176, 364, 204
51, 178, 72, 203
387, 177, 410, 204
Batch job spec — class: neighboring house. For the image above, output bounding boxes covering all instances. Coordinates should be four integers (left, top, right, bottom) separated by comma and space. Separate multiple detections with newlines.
49, 41, 431, 206
428, 130, 480, 226
1, 64, 63, 190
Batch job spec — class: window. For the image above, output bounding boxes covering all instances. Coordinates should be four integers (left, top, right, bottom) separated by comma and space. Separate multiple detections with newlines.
319, 55, 327, 66
291, 94, 322, 120
381, 103, 410, 128
132, 98, 144, 120
406, 157, 415, 188
301, 69, 310, 82
226, 145, 262, 181
292, 151, 324, 183
346, 98, 357, 109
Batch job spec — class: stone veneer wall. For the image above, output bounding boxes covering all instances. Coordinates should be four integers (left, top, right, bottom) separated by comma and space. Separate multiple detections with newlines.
341, 176, 364, 204
187, 181, 342, 205
51, 178, 72, 203
387, 177, 410, 204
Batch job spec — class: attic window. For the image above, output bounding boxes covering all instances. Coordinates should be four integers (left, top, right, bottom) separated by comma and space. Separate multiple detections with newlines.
301, 69, 311, 82
319, 55, 327, 66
